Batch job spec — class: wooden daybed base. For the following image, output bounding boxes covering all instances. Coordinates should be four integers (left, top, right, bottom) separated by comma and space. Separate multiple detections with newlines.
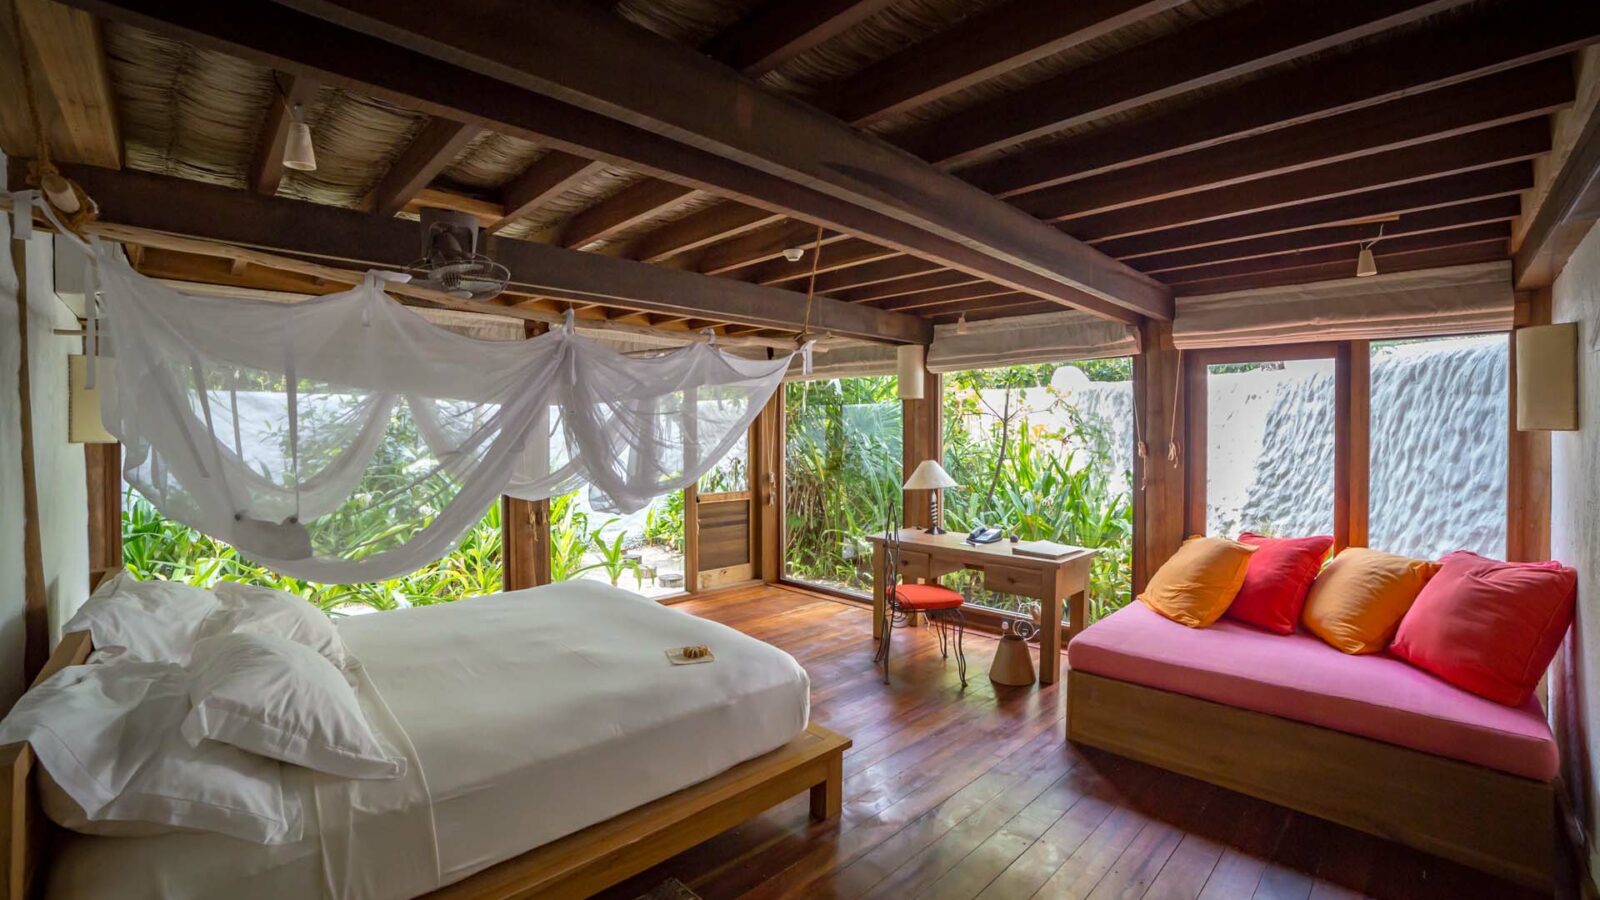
1067, 669, 1555, 890
1, 631, 850, 900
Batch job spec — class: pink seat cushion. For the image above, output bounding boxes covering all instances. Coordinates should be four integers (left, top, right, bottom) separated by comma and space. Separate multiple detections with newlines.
1068, 603, 1557, 781
891, 584, 964, 610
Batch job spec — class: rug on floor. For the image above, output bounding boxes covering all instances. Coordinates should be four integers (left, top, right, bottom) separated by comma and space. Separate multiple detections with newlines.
636, 877, 701, 900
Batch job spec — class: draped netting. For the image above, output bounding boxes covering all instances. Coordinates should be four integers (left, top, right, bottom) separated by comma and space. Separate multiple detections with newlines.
89, 248, 798, 582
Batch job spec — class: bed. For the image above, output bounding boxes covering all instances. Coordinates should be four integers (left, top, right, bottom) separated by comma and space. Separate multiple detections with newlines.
1, 580, 847, 900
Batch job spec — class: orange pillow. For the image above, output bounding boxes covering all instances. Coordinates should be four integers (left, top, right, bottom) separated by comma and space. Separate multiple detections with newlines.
1138, 537, 1256, 628
1301, 548, 1439, 654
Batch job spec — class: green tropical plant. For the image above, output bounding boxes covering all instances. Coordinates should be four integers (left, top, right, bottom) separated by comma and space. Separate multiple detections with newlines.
588, 526, 637, 587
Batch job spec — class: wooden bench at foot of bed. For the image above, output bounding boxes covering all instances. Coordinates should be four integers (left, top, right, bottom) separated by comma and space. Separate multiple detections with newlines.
426, 723, 849, 900
1067, 670, 1555, 890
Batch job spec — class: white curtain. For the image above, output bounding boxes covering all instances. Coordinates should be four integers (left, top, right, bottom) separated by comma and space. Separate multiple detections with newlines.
1171, 261, 1514, 349
85, 246, 795, 582
924, 309, 1139, 373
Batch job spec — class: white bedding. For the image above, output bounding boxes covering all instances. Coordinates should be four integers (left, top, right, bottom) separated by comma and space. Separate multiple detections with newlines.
44, 581, 811, 899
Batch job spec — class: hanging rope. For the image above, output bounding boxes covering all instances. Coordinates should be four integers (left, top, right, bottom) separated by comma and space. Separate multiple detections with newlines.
1168, 348, 1184, 463
793, 223, 824, 374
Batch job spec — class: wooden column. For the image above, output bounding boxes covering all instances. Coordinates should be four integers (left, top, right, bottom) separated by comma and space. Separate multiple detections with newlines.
1133, 320, 1187, 594
1507, 288, 1553, 562
1333, 341, 1370, 552
753, 389, 784, 583
502, 321, 551, 590
900, 369, 942, 531
84, 443, 122, 592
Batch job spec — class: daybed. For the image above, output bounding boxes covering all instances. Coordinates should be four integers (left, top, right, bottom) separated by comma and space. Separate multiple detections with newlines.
0, 580, 848, 900
1066, 602, 1556, 889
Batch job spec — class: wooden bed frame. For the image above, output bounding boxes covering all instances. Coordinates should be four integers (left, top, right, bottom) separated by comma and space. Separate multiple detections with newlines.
0, 632, 849, 900
1067, 670, 1555, 889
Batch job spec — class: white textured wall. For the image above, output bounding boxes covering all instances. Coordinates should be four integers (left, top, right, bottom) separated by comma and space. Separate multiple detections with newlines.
1551, 220, 1600, 883
0, 187, 89, 711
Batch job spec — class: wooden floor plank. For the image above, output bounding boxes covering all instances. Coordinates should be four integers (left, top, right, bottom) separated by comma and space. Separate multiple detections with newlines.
584, 586, 1551, 900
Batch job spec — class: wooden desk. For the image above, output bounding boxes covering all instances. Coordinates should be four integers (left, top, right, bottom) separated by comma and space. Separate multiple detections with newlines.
867, 530, 1095, 685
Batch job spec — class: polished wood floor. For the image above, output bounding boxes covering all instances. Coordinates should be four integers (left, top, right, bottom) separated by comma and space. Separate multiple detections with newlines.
596, 585, 1551, 900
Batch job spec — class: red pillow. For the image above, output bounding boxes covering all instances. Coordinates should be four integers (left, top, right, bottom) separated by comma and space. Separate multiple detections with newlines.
1224, 533, 1333, 634
1391, 551, 1577, 706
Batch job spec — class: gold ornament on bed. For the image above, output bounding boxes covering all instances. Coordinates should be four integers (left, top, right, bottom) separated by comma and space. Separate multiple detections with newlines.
667, 645, 714, 665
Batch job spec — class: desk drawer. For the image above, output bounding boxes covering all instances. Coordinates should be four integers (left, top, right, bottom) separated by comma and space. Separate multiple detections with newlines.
984, 564, 1044, 597
897, 549, 933, 580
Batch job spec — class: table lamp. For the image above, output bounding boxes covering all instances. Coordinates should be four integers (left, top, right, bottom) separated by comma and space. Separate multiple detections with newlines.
903, 460, 958, 535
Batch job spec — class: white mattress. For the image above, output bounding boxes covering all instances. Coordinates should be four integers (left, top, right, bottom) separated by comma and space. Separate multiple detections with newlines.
44, 581, 810, 899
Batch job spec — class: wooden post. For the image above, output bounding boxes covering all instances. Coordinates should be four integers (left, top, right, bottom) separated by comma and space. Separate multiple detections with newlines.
1507, 288, 1553, 562
1132, 320, 1186, 594
84, 443, 122, 591
753, 390, 783, 583
1333, 342, 1370, 552
900, 369, 942, 531
11, 238, 48, 683
502, 320, 551, 591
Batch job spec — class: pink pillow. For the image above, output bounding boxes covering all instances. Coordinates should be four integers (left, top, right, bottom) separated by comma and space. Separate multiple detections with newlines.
1224, 533, 1333, 635
1391, 551, 1576, 706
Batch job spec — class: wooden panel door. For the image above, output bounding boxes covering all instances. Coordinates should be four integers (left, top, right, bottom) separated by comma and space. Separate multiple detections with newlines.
692, 429, 755, 590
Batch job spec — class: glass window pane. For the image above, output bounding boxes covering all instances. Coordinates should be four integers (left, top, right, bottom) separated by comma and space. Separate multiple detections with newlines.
783, 376, 902, 595
1206, 359, 1336, 538
698, 431, 749, 493
941, 359, 1134, 624
121, 483, 502, 615
549, 488, 686, 598
1369, 335, 1507, 559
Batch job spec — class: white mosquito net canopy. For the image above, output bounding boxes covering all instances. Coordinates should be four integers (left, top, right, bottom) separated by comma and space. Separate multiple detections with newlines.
83, 242, 798, 582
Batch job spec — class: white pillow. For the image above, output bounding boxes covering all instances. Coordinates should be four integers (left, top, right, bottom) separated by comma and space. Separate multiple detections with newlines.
62, 571, 221, 664
0, 662, 301, 844
208, 581, 349, 671
183, 632, 404, 780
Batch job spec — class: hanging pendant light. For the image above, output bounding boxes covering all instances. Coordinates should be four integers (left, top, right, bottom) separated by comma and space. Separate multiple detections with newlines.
1355, 223, 1384, 277
284, 105, 317, 172
955, 312, 969, 335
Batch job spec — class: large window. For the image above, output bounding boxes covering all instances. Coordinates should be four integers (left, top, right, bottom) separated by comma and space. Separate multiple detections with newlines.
1369, 335, 1507, 559
122, 486, 502, 615
783, 376, 902, 594
1204, 357, 1336, 538
549, 487, 686, 599
942, 359, 1134, 623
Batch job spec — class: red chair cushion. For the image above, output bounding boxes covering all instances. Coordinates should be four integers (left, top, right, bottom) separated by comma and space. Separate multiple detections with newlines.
891, 584, 965, 610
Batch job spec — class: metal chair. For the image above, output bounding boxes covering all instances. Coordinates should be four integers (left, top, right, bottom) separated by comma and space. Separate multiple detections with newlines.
875, 508, 968, 687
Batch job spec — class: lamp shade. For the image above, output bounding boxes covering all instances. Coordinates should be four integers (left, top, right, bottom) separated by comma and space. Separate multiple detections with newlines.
68, 355, 116, 443
284, 114, 317, 172
903, 459, 957, 491
1355, 246, 1378, 277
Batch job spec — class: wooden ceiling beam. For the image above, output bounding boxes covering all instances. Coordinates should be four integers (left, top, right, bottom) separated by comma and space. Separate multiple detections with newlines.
901, 0, 1470, 168
558, 179, 696, 249
1159, 222, 1512, 285
1099, 164, 1535, 260
1067, 121, 1549, 242
1171, 240, 1509, 296
626, 202, 783, 263
796, 255, 942, 293
492, 151, 607, 233
1514, 53, 1600, 289
739, 239, 898, 284
694, 221, 843, 276
1017, 62, 1574, 222
935, 300, 1063, 323
831, 270, 984, 304
0, 0, 121, 168
60, 165, 931, 344
822, 0, 1186, 127
912, 292, 1036, 315
702, 0, 897, 76
1133, 195, 1522, 274
962, 1, 1600, 198
109, 0, 1165, 320
249, 72, 318, 195
869, 283, 1022, 313
364, 117, 482, 218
